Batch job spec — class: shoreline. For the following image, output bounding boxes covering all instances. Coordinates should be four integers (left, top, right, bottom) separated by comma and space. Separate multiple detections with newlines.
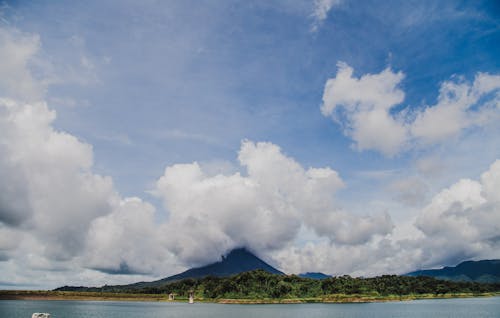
1, 291, 499, 304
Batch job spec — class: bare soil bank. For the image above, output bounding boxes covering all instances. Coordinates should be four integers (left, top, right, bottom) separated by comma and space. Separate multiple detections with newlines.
1, 290, 499, 304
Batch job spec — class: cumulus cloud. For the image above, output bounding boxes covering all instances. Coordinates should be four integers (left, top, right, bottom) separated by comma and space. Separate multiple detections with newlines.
0, 27, 174, 285
0, 98, 118, 260
0, 27, 120, 267
271, 159, 500, 276
411, 73, 500, 143
321, 62, 407, 156
85, 197, 176, 275
321, 63, 500, 156
0, 96, 174, 279
155, 140, 393, 266
414, 160, 500, 266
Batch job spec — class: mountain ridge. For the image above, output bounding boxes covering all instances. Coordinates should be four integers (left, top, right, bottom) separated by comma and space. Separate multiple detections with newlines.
56, 248, 283, 291
405, 259, 500, 283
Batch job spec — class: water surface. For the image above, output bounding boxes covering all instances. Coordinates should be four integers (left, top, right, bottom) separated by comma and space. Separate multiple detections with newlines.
1, 297, 500, 318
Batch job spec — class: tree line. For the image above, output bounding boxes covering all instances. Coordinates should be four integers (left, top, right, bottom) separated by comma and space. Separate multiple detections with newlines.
62, 270, 500, 299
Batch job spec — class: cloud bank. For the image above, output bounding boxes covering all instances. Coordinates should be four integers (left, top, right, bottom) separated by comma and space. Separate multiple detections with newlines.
1, 25, 499, 289
0, 28, 395, 282
275, 160, 500, 276
0, 94, 178, 275
155, 140, 392, 266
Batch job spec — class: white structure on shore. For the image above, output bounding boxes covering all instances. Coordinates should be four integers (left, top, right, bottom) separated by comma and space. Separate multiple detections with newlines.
188, 291, 194, 304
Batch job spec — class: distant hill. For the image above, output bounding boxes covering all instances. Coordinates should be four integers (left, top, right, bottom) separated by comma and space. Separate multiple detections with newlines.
56, 248, 283, 291
406, 259, 500, 283
298, 272, 331, 280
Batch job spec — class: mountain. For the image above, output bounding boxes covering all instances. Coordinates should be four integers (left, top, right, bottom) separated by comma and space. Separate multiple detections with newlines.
161, 248, 283, 281
56, 248, 283, 291
406, 259, 500, 283
298, 272, 331, 280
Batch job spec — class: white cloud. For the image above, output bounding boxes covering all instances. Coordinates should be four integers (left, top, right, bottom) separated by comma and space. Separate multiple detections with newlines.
0, 98, 118, 260
272, 159, 500, 276
0, 28, 45, 101
416, 179, 484, 238
0, 95, 180, 283
0, 26, 100, 105
411, 73, 500, 144
274, 235, 420, 277
321, 63, 500, 156
85, 197, 176, 275
481, 160, 500, 203
311, 0, 342, 32
0, 28, 117, 262
321, 62, 407, 156
321, 62, 406, 115
413, 160, 500, 266
154, 140, 393, 266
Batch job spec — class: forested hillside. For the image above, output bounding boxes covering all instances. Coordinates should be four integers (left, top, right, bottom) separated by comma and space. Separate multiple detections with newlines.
56, 270, 500, 299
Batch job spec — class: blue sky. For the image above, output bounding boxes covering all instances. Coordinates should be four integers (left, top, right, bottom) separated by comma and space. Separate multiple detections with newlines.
0, 0, 499, 289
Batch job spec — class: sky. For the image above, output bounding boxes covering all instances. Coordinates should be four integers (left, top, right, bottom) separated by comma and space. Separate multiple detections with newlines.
0, 0, 499, 289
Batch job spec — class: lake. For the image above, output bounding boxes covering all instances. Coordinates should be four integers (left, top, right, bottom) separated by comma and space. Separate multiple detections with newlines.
1, 297, 500, 318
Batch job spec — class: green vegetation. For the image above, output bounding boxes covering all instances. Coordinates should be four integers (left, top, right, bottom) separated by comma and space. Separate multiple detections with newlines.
56, 269, 500, 302
149, 270, 500, 299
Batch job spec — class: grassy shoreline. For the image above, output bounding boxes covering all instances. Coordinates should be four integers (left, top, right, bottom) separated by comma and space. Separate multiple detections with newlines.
1, 290, 499, 304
